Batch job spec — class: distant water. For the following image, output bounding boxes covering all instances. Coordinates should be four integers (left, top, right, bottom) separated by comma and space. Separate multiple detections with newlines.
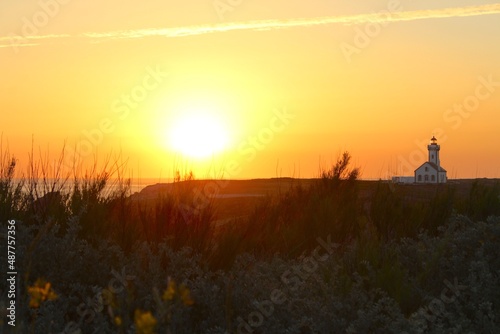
10, 178, 171, 195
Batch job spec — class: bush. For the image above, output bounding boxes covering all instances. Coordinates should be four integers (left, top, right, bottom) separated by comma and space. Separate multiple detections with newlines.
2, 150, 500, 333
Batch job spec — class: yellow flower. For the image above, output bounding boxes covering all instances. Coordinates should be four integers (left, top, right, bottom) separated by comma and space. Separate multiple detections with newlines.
162, 279, 176, 301
27, 278, 58, 308
161, 278, 194, 306
134, 310, 157, 334
179, 284, 194, 306
114, 316, 122, 327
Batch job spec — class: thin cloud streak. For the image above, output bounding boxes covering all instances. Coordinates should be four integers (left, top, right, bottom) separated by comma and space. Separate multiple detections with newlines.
1, 3, 500, 49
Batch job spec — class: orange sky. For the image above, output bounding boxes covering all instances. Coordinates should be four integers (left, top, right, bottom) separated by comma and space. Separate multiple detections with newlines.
1, 0, 500, 180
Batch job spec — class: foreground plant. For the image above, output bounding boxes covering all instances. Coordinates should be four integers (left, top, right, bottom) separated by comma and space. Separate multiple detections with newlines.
27, 278, 58, 308
162, 278, 194, 306
134, 310, 157, 334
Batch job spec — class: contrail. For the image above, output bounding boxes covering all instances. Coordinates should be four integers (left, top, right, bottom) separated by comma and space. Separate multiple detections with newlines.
1, 3, 500, 49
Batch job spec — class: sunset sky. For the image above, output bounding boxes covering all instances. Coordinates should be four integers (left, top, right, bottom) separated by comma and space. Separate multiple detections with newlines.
1, 0, 500, 181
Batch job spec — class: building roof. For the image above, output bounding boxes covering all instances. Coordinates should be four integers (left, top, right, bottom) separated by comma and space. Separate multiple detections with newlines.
415, 161, 447, 173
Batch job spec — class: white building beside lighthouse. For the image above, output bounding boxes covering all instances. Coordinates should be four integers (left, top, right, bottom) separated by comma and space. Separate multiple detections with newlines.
414, 136, 447, 183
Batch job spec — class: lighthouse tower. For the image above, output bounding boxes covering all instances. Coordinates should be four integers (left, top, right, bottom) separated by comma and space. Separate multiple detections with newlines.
428, 136, 440, 166
414, 136, 447, 183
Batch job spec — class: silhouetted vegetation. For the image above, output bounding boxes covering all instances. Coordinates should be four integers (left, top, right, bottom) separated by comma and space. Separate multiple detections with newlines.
1, 149, 500, 333
459, 179, 500, 221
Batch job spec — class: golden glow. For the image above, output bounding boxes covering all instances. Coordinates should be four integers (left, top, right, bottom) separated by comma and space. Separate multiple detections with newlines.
167, 108, 229, 159
1, 1, 500, 179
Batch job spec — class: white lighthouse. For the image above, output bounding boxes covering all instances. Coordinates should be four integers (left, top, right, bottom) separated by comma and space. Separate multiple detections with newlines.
414, 136, 447, 183
428, 136, 440, 165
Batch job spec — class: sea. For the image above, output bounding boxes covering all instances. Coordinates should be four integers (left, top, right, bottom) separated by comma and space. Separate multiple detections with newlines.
10, 178, 171, 195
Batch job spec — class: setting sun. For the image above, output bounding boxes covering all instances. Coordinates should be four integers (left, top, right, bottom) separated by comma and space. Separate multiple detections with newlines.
2, 1, 500, 332
168, 112, 229, 159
